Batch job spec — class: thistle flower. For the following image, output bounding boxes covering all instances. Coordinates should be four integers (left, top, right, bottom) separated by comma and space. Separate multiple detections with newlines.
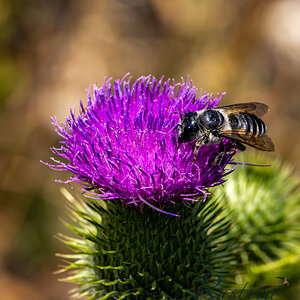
45, 75, 240, 299
46, 74, 236, 214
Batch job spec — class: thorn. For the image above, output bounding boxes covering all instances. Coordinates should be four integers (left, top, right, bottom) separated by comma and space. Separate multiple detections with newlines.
276, 277, 290, 287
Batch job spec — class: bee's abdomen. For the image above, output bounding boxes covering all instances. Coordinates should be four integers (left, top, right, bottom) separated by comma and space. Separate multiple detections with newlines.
229, 113, 266, 136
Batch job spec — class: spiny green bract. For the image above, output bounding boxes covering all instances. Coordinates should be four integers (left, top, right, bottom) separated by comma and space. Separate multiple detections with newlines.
214, 155, 300, 298
58, 190, 237, 299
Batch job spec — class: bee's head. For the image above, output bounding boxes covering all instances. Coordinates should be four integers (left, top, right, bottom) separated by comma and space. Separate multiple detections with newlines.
177, 111, 201, 146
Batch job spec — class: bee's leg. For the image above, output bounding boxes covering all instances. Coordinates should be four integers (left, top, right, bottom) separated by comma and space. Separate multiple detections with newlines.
231, 139, 246, 151
194, 135, 207, 160
214, 140, 225, 165
194, 140, 202, 160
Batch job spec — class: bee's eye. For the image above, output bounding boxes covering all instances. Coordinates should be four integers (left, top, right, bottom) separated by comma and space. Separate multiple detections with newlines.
177, 112, 200, 143
184, 112, 198, 131
201, 110, 224, 129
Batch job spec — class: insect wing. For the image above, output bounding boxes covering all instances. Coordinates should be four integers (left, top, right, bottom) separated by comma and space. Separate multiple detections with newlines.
218, 102, 269, 117
220, 129, 275, 151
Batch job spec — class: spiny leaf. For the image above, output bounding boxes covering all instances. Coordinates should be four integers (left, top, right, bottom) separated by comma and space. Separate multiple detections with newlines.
58, 195, 238, 299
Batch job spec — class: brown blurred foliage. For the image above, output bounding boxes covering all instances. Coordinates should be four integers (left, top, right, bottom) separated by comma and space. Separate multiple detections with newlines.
0, 0, 300, 299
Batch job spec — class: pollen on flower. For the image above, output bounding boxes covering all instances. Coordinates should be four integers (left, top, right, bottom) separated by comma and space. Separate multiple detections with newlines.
44, 74, 236, 214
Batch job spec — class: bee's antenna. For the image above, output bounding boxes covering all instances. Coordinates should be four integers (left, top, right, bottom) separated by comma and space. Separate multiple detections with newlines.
173, 111, 183, 118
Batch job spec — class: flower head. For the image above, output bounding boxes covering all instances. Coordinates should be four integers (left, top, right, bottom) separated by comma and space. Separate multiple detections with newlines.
46, 75, 236, 214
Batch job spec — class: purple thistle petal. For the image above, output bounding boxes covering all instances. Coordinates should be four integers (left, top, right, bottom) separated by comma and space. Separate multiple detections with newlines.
44, 75, 237, 212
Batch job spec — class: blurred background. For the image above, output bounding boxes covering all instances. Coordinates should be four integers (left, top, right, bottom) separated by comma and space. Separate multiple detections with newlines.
0, 0, 300, 299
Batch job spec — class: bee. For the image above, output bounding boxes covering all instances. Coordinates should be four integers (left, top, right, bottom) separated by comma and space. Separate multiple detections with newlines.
176, 102, 275, 165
